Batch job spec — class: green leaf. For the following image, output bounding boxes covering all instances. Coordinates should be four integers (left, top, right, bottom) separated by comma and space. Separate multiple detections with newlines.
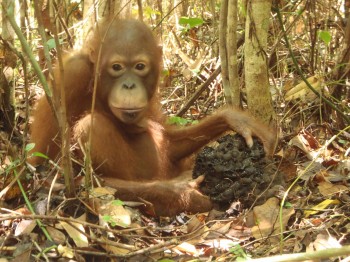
104, 216, 117, 227
144, 6, 161, 19
102, 215, 112, 222
230, 244, 244, 256
112, 199, 124, 206
338, 139, 347, 145
229, 244, 251, 260
31, 152, 49, 159
25, 143, 35, 152
162, 69, 170, 76
47, 38, 56, 50
179, 17, 203, 29
167, 116, 190, 126
46, 38, 64, 50
284, 202, 293, 208
318, 30, 332, 45
167, 116, 199, 126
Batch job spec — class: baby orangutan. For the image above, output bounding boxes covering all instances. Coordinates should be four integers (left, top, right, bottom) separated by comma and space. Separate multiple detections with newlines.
30, 19, 276, 216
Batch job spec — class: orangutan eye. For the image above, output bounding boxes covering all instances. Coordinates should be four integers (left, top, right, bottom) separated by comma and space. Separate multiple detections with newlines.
135, 63, 146, 70
112, 63, 123, 71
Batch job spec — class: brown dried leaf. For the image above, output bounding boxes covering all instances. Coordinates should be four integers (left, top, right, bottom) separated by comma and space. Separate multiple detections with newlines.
318, 181, 349, 196
174, 242, 200, 256
285, 75, 322, 102
60, 220, 88, 248
14, 220, 36, 236
252, 197, 295, 239
46, 226, 66, 244
101, 236, 134, 255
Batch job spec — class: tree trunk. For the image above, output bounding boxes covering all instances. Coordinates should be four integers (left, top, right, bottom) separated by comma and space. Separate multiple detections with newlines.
219, 0, 240, 106
114, 0, 132, 18
218, 0, 231, 103
227, 0, 240, 106
81, 0, 96, 43
244, 0, 275, 124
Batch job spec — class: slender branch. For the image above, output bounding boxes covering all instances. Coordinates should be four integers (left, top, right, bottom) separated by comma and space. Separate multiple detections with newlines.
3, 3, 51, 97
50, 0, 75, 197
176, 66, 221, 117
33, 0, 59, 130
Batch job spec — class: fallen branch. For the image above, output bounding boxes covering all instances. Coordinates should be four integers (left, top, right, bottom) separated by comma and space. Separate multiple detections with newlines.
176, 66, 221, 117
247, 246, 350, 262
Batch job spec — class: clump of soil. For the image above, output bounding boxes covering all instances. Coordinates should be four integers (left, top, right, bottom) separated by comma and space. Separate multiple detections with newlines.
193, 134, 283, 208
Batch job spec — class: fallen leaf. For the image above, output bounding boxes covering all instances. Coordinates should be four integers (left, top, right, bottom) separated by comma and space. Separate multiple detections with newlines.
206, 221, 232, 239
46, 226, 66, 244
90, 187, 117, 198
297, 161, 323, 181
60, 220, 88, 248
200, 238, 239, 251
290, 135, 319, 161
57, 244, 74, 259
285, 75, 322, 102
318, 181, 349, 196
175, 242, 200, 256
101, 236, 134, 255
307, 233, 341, 253
14, 220, 36, 236
13, 242, 32, 262
304, 199, 340, 218
251, 197, 295, 239
99, 202, 132, 228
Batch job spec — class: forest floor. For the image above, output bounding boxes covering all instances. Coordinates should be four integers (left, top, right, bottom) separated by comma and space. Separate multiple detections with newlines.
1, 70, 350, 262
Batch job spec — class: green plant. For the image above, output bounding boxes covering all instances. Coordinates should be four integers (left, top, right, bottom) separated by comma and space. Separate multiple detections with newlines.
179, 17, 204, 30
166, 116, 198, 126
229, 244, 251, 261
